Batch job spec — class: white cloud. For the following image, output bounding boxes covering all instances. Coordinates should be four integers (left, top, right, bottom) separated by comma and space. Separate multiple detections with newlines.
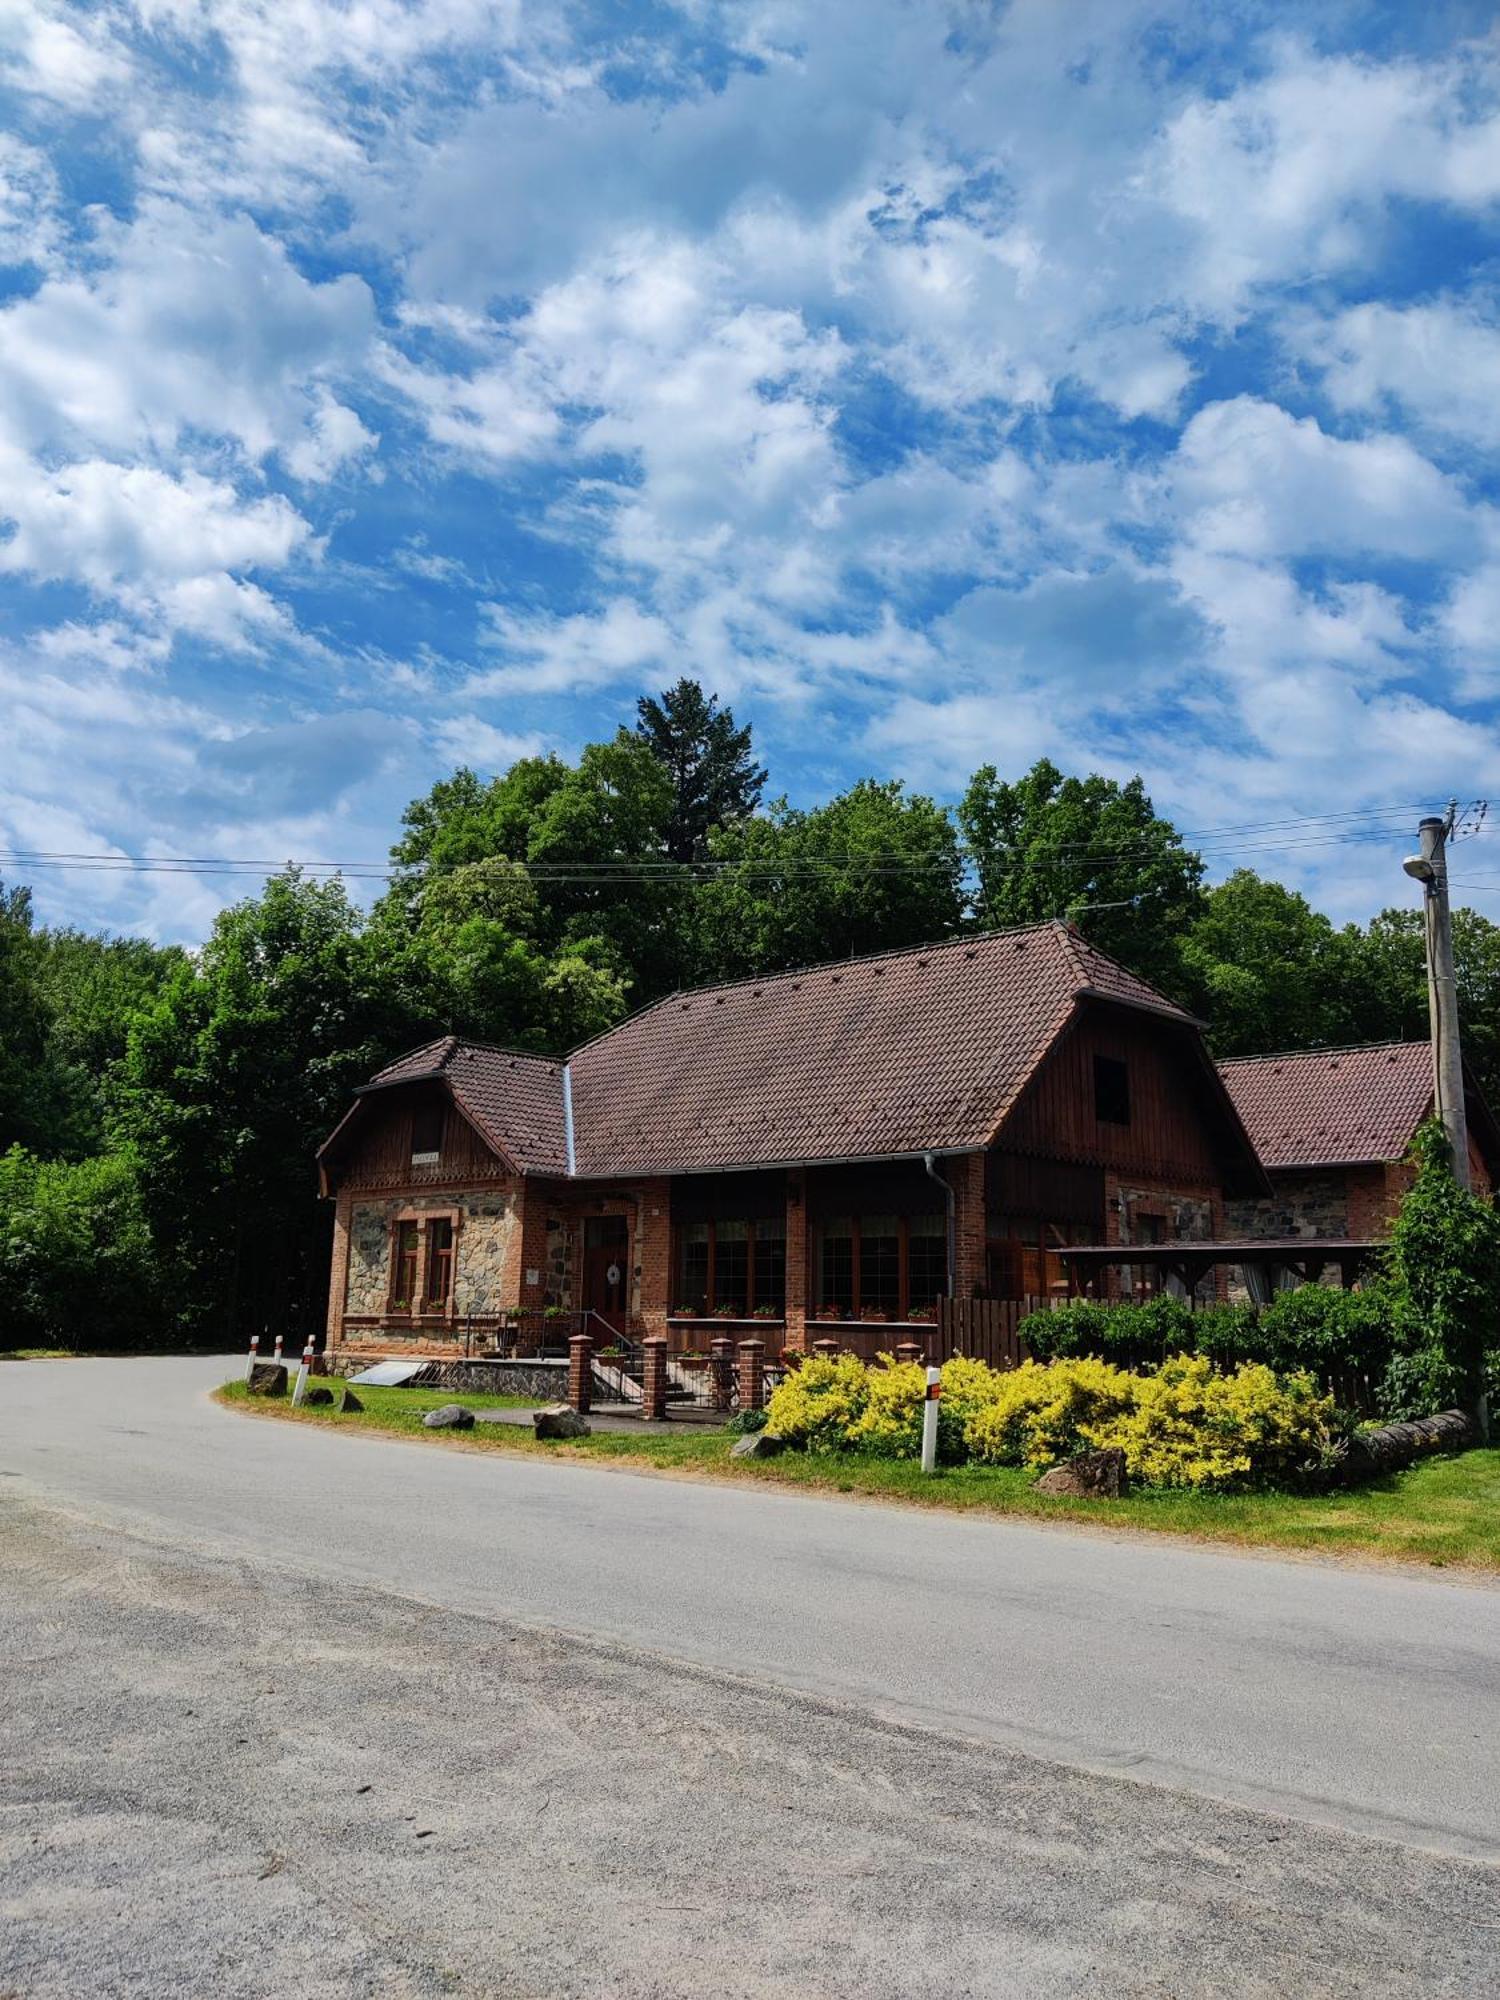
430, 716, 549, 771
471, 598, 674, 696
0, 203, 377, 470
0, 457, 309, 592
1151, 42, 1500, 319
1168, 398, 1481, 563
1294, 299, 1500, 451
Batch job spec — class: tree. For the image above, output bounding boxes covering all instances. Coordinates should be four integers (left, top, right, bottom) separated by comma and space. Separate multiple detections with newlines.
383, 732, 686, 1010
1384, 1120, 1500, 1419
1183, 871, 1368, 1056
115, 873, 418, 1345
0, 882, 96, 1158
1342, 907, 1500, 1109
30, 928, 186, 1153
636, 678, 766, 863
957, 760, 1204, 997
0, 1146, 162, 1351
690, 780, 964, 980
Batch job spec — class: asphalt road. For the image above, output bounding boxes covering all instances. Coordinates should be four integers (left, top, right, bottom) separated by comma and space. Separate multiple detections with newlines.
3, 1356, 1499, 1997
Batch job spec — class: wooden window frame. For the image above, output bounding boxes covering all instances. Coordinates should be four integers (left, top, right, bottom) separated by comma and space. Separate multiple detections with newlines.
386, 1206, 463, 1319
814, 1213, 946, 1321
673, 1217, 787, 1318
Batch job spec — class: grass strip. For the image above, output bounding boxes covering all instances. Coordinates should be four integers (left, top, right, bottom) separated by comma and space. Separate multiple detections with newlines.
215, 1379, 1500, 1574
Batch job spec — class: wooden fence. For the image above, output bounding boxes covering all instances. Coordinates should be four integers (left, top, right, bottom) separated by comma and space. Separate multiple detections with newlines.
934, 1296, 1042, 1371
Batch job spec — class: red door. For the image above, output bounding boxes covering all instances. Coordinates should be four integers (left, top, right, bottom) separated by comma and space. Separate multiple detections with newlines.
582, 1216, 630, 1336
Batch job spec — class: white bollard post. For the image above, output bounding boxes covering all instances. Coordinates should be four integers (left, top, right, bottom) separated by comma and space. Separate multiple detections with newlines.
272, 1333, 284, 1366
244, 1333, 260, 1384
291, 1341, 313, 1407
921, 1365, 941, 1474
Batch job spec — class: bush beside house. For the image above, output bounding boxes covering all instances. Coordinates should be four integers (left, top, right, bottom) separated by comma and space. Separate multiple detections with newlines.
762, 1350, 1339, 1492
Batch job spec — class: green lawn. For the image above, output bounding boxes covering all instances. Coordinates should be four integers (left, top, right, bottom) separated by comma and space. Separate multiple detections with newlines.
0, 1347, 73, 1361
216, 1379, 1500, 1574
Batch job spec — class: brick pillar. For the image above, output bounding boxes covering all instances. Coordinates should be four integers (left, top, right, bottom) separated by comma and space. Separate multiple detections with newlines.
736, 1339, 765, 1412
642, 1337, 668, 1421
951, 1151, 987, 1301
568, 1333, 592, 1413
709, 1336, 734, 1413
783, 1170, 808, 1351
812, 1337, 840, 1362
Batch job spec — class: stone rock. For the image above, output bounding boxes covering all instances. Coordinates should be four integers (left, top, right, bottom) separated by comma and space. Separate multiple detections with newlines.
302, 1384, 334, 1407
533, 1403, 590, 1439
422, 1403, 475, 1430
731, 1431, 785, 1459
247, 1364, 288, 1397
338, 1386, 364, 1413
1034, 1446, 1127, 1499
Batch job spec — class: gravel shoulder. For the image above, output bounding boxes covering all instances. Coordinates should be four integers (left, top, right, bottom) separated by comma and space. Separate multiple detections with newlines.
3, 1489, 1498, 2000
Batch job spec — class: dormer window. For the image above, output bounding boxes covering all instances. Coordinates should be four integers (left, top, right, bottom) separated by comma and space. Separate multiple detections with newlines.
411, 1100, 443, 1164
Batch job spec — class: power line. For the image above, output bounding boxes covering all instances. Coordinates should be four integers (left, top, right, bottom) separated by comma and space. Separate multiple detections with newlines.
0, 802, 1464, 886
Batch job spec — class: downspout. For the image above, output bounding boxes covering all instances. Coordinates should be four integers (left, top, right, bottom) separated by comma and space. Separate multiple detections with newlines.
562, 1063, 576, 1178
923, 1151, 956, 1301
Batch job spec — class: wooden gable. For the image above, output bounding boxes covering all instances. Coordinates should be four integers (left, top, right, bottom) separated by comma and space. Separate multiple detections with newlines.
996, 1001, 1246, 1188
320, 1080, 510, 1194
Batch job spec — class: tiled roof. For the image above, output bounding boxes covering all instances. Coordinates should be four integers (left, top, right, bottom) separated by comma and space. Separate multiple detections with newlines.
364, 1035, 569, 1176
567, 922, 1196, 1177
1217, 1042, 1432, 1170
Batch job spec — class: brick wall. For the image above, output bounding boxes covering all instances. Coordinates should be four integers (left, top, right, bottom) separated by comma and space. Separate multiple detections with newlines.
951, 1151, 987, 1299
632, 1179, 673, 1340
784, 1169, 808, 1350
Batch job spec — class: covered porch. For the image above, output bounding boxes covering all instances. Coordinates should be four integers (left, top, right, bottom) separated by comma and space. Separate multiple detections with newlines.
1055, 1239, 1383, 1302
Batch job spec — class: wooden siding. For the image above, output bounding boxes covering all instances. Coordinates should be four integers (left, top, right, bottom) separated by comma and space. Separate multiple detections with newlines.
331, 1082, 509, 1192
998, 1005, 1221, 1184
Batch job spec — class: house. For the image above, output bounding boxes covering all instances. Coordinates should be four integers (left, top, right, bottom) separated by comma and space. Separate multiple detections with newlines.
1218, 1041, 1497, 1252
316, 921, 1267, 1364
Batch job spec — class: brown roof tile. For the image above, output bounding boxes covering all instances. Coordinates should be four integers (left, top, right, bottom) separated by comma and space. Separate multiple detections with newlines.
365, 1036, 569, 1176
567, 922, 1194, 1176
1217, 1042, 1432, 1170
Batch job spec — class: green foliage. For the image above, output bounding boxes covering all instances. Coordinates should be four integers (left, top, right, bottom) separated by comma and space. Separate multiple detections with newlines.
724, 1406, 768, 1434
1184, 871, 1367, 1055
958, 759, 1205, 998
383, 732, 685, 1012
0, 1147, 162, 1350
0, 883, 85, 1157
691, 779, 964, 980
765, 1349, 1338, 1491
963, 1356, 1138, 1469
1103, 1356, 1338, 1492
636, 678, 766, 863
1021, 1285, 1395, 1385
1384, 1121, 1500, 1416
114, 872, 421, 1345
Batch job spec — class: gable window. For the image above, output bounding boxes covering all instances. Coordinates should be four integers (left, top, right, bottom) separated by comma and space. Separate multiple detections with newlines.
428, 1217, 454, 1307
411, 1100, 443, 1164
814, 1212, 947, 1320
674, 1216, 787, 1318
1094, 1054, 1130, 1126
391, 1221, 419, 1308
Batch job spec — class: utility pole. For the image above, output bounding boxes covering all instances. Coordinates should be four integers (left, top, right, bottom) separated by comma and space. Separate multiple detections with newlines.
1403, 811, 1470, 1189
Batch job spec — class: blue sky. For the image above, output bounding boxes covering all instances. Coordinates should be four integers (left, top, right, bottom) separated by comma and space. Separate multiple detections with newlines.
3, 0, 1500, 941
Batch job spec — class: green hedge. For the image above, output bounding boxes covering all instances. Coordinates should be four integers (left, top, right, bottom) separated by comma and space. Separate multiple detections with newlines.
1018, 1284, 1394, 1388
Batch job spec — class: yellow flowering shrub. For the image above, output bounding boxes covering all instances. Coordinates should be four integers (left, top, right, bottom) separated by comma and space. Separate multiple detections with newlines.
963, 1356, 1137, 1469
763, 1348, 1338, 1490
763, 1353, 872, 1451
1100, 1353, 1336, 1491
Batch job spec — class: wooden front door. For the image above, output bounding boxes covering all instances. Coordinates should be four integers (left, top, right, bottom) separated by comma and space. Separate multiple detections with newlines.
582, 1215, 630, 1335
